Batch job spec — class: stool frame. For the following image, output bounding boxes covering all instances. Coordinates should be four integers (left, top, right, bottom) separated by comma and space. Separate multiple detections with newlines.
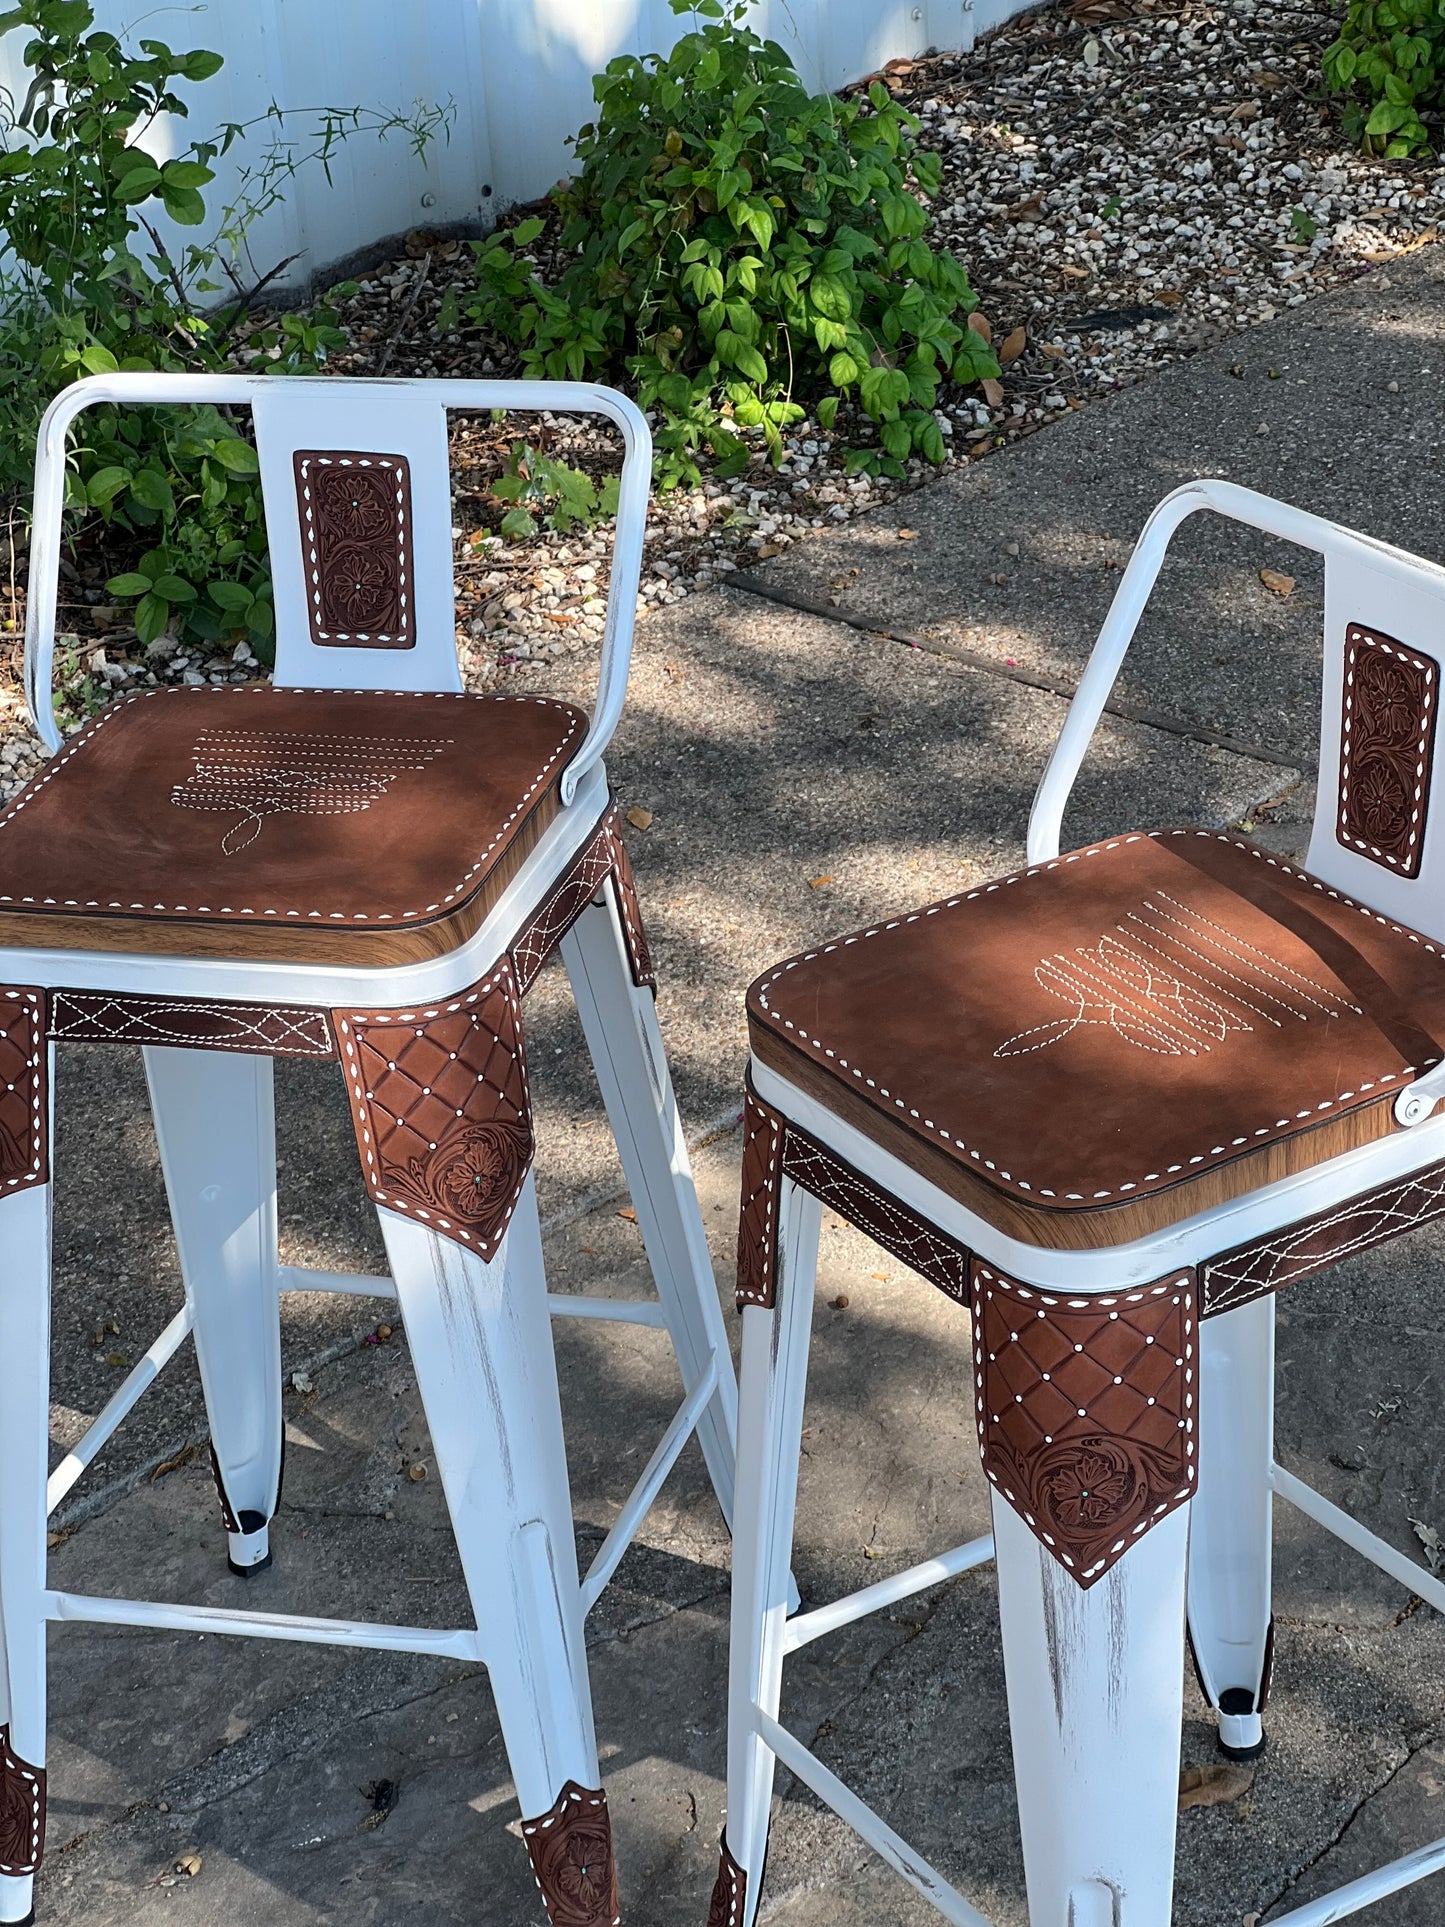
0, 374, 740, 1927
712, 480, 1445, 1927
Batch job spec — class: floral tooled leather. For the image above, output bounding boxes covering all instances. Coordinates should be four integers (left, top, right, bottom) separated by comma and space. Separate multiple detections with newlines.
335, 960, 533, 1260
0, 988, 46, 1194
706, 1833, 747, 1927
293, 450, 414, 647
521, 1780, 620, 1927
972, 1261, 1196, 1587
1338, 624, 1438, 877
0, 1725, 44, 1877
737, 1085, 784, 1309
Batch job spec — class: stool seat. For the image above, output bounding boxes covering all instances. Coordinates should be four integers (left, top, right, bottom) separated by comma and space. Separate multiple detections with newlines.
0, 685, 585, 965
749, 828, 1445, 1248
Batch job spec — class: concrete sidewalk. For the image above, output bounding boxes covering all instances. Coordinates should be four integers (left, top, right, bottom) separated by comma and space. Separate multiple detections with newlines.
32, 248, 1445, 1926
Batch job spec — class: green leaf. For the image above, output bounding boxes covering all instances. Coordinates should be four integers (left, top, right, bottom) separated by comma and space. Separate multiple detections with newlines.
180, 48, 225, 80
210, 438, 258, 474
128, 468, 176, 516
816, 395, 839, 430
914, 414, 945, 463
104, 571, 154, 597
87, 467, 132, 508
208, 581, 255, 612
151, 574, 198, 602
79, 343, 119, 375
161, 183, 206, 225
733, 341, 767, 382
500, 507, 538, 538
880, 418, 911, 460
512, 217, 546, 246
133, 592, 170, 645
114, 164, 162, 204
809, 273, 852, 322
161, 159, 214, 188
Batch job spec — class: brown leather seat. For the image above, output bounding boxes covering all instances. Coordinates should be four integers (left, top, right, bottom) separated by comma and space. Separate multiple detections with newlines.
0, 685, 586, 965
748, 829, 1445, 1248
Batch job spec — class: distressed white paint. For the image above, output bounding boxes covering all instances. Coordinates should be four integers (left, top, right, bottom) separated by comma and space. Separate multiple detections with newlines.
0, 0, 1030, 293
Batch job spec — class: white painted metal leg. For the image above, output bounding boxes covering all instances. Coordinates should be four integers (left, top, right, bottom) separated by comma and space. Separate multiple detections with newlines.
1188, 1295, 1275, 1758
145, 1048, 282, 1576
725, 1179, 821, 1926
994, 1497, 1190, 1927
0, 1181, 52, 1924
561, 881, 739, 1531
377, 1177, 600, 1815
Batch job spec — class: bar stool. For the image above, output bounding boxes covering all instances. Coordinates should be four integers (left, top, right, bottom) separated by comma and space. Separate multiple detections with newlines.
0, 372, 740, 1927
709, 480, 1445, 1927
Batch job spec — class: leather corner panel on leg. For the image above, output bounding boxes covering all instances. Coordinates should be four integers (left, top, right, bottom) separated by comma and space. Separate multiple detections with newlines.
511, 805, 655, 996
0, 989, 46, 1194
521, 1779, 620, 1927
603, 814, 655, 992
706, 1833, 747, 1927
335, 959, 533, 1261
972, 1261, 1197, 1587
737, 1086, 784, 1310
0, 1726, 44, 1879
780, 1128, 971, 1306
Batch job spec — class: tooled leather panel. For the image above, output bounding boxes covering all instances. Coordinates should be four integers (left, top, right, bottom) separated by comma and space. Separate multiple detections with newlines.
521, 1779, 620, 1927
707, 1833, 747, 1927
0, 1724, 45, 1877
605, 815, 655, 991
1338, 624, 1439, 878
0, 988, 46, 1193
737, 1086, 784, 1309
511, 806, 656, 996
293, 450, 415, 648
1202, 1155, 1445, 1317
335, 960, 533, 1261
781, 1129, 971, 1305
50, 989, 334, 1058
972, 1261, 1197, 1587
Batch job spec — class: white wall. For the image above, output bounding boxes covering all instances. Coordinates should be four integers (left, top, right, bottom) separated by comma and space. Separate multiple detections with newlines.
0, 0, 1029, 296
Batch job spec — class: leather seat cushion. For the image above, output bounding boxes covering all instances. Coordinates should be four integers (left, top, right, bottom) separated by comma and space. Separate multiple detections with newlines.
0, 685, 584, 937
748, 830, 1445, 1225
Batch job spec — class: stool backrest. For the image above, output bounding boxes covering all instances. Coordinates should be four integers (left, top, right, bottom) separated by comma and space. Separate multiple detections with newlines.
25, 374, 651, 806
1028, 479, 1445, 947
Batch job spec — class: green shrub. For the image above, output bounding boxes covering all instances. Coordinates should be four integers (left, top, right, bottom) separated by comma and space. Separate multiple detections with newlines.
0, 0, 444, 662
466, 0, 997, 489
1324, 0, 1445, 156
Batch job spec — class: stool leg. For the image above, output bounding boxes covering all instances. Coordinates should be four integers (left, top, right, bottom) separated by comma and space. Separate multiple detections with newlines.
994, 1497, 1189, 1927
144, 1048, 283, 1576
377, 1177, 619, 1925
0, 1182, 52, 1925
1187, 1294, 1275, 1759
717, 1179, 820, 1927
561, 880, 739, 1531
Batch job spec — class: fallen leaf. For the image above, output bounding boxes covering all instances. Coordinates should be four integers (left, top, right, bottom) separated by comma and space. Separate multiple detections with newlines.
981, 378, 1005, 408
1259, 568, 1295, 597
1254, 71, 1285, 90
999, 326, 1027, 365
47, 1528, 72, 1550
1156, 289, 1183, 305
105, 1352, 127, 1369
862, 1546, 882, 1560
871, 1272, 889, 1281
408, 1462, 428, 1483
1229, 101, 1260, 122
150, 1444, 196, 1485
808, 874, 834, 888
175, 1853, 203, 1878
967, 312, 993, 344
625, 806, 654, 831
1412, 1517, 1445, 1573
896, 527, 919, 540
1179, 1762, 1254, 1811
290, 1369, 314, 1395
376, 1324, 393, 1343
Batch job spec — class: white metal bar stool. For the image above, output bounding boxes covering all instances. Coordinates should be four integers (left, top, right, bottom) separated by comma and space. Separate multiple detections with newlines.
0, 372, 740, 1927
709, 480, 1445, 1927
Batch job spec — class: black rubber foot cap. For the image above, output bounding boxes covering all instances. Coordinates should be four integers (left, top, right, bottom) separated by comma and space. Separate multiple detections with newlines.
227, 1549, 273, 1579
1217, 1730, 1267, 1762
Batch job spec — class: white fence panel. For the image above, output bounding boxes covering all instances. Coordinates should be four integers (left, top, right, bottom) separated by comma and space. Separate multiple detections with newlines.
0, 0, 1029, 296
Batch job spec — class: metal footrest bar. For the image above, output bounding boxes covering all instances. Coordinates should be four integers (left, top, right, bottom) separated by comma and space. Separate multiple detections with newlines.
579, 1355, 720, 1615
755, 1710, 993, 1927
45, 1588, 483, 1661
1271, 1465, 1445, 1616
279, 1263, 670, 1326
784, 1533, 995, 1655
1267, 1831, 1445, 1925
46, 1304, 195, 1517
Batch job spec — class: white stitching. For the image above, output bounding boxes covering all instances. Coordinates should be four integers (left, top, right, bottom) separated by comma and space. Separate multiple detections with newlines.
755, 832, 1443, 1201
296, 453, 410, 644
0, 687, 579, 923
0, 988, 44, 1192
